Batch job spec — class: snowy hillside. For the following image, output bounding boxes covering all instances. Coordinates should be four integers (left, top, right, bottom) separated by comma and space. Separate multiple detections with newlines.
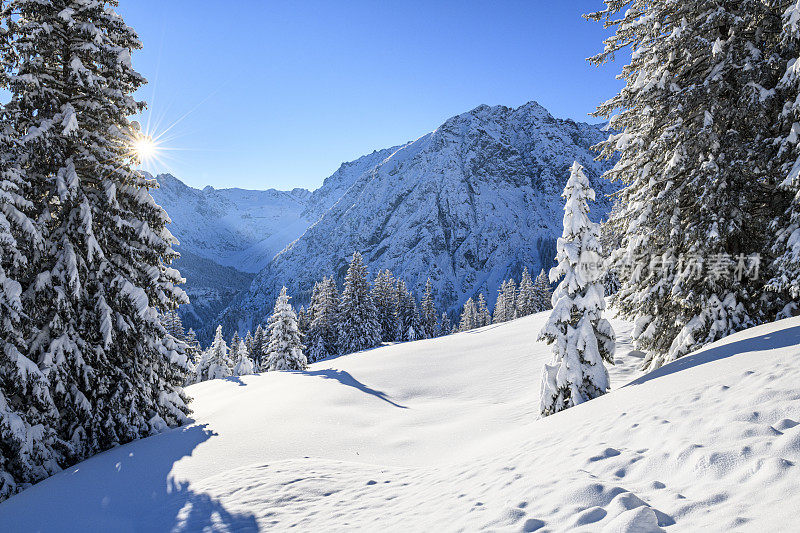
220, 101, 614, 335
2, 312, 798, 531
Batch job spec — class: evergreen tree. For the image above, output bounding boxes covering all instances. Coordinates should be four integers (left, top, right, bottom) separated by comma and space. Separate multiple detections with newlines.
0, 153, 60, 498
533, 269, 553, 312
297, 306, 311, 341
395, 280, 421, 342
229, 331, 242, 361
199, 326, 233, 381
251, 325, 266, 370
458, 297, 478, 332
161, 309, 185, 342
307, 277, 339, 362
232, 340, 255, 376
438, 312, 453, 337
767, 4, 800, 310
371, 269, 398, 342
264, 287, 307, 371
0, 0, 190, 476
587, 0, 792, 369
243, 331, 254, 357
493, 279, 517, 323
476, 293, 492, 327
539, 162, 615, 417
516, 267, 536, 317
337, 252, 381, 354
184, 328, 201, 363
420, 278, 438, 339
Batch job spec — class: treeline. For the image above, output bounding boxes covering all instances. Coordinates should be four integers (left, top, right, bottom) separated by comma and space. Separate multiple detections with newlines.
174, 253, 555, 385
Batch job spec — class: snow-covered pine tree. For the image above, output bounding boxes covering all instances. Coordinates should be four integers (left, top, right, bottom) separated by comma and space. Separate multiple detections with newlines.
199, 326, 233, 381
307, 276, 339, 362
458, 297, 478, 332
264, 287, 307, 371
229, 331, 242, 361
371, 269, 398, 342
438, 312, 452, 337
505, 278, 517, 320
297, 306, 310, 341
516, 267, 536, 317
533, 269, 553, 312
337, 252, 381, 354
476, 293, 491, 327
395, 280, 421, 342
420, 278, 438, 339
0, 132, 61, 499
492, 282, 507, 324
251, 325, 266, 369
184, 328, 201, 363
244, 331, 254, 357
539, 162, 615, 417
0, 0, 191, 468
232, 340, 255, 376
493, 279, 517, 323
767, 4, 800, 311
587, 0, 791, 369
161, 309, 185, 342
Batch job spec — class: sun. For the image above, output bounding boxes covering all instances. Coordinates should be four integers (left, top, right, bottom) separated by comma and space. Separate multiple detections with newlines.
133, 135, 158, 162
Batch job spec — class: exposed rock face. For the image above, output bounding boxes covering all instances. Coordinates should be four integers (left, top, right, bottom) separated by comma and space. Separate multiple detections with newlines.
215, 102, 615, 336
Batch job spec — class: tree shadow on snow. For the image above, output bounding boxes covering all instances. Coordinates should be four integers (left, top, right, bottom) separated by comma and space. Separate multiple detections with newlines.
305, 368, 408, 409
0, 423, 260, 532
224, 375, 249, 387
625, 323, 800, 388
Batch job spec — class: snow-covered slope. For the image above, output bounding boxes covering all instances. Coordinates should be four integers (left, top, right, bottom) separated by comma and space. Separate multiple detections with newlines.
2, 313, 798, 531
220, 102, 614, 334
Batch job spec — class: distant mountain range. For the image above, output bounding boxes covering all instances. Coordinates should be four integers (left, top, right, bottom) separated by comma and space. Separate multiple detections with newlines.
152, 101, 615, 343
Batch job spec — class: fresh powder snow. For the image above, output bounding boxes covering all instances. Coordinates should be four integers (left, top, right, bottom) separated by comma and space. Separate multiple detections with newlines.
0, 311, 798, 531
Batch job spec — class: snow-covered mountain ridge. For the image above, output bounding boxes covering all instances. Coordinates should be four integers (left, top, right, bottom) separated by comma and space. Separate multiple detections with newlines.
2, 312, 798, 531
217, 101, 615, 336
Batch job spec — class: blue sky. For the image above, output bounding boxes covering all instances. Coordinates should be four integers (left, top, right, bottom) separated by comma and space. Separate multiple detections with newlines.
118, 1, 623, 191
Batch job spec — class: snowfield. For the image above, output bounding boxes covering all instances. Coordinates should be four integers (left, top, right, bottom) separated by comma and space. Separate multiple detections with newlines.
1, 312, 799, 532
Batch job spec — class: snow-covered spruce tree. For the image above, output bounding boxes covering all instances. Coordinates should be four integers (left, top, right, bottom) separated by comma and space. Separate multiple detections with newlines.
199, 326, 232, 381
395, 280, 421, 342
184, 328, 201, 363
539, 162, 615, 417
420, 278, 438, 339
533, 269, 553, 312
492, 282, 507, 324
232, 340, 255, 377
307, 276, 339, 362
297, 306, 310, 341
458, 297, 478, 332
371, 269, 398, 342
587, 0, 792, 370
243, 330, 254, 357
767, 4, 800, 310
0, 131, 61, 499
438, 312, 452, 337
251, 325, 266, 369
516, 267, 536, 317
493, 279, 517, 323
161, 309, 185, 342
0, 0, 191, 467
338, 252, 381, 354
476, 293, 491, 327
264, 287, 307, 371
229, 331, 242, 361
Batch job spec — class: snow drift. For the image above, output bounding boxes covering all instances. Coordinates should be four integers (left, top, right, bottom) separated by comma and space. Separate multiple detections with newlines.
1, 313, 798, 531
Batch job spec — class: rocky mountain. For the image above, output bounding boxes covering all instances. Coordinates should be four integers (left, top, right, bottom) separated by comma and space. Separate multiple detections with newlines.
214, 101, 616, 337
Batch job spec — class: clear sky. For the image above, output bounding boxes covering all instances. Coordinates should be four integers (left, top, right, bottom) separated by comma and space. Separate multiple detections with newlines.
117, 1, 623, 191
